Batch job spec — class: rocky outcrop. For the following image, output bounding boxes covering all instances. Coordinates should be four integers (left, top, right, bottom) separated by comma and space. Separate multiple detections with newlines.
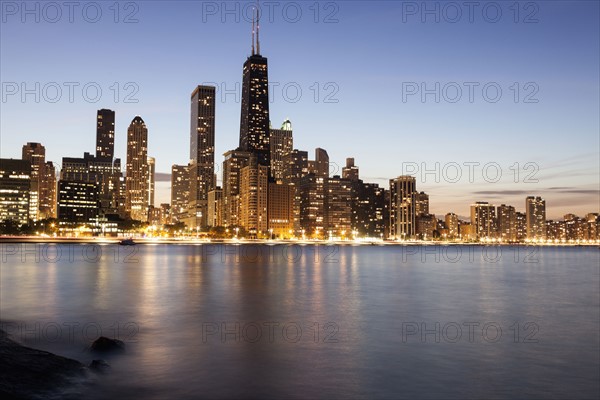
0, 329, 87, 399
90, 336, 125, 353
89, 359, 111, 373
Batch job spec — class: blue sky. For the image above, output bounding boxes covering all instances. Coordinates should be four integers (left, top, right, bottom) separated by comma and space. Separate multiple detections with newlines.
1, 0, 599, 219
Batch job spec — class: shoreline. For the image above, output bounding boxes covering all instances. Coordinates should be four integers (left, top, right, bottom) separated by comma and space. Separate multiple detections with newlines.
0, 236, 598, 247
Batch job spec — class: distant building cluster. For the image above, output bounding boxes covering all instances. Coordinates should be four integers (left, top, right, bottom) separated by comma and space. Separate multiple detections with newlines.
1, 17, 598, 242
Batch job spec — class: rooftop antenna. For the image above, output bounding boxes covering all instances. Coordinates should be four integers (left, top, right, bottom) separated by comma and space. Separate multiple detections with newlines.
256, 0, 260, 55
251, 6, 255, 55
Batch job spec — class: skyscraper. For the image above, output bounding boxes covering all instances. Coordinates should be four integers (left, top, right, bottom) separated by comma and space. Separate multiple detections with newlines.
526, 196, 546, 240
516, 211, 527, 241
282, 149, 309, 233
497, 204, 517, 241
389, 176, 416, 239
299, 149, 330, 238
96, 109, 115, 160
40, 161, 57, 218
239, 9, 270, 168
239, 157, 269, 237
0, 158, 31, 226
270, 119, 293, 182
207, 187, 223, 227
59, 152, 123, 219
58, 181, 99, 223
189, 85, 216, 228
268, 182, 294, 238
147, 156, 156, 208
445, 213, 459, 239
342, 158, 359, 181
353, 181, 386, 238
222, 149, 251, 227
327, 175, 353, 238
415, 191, 429, 216
21, 142, 45, 221
125, 116, 149, 222
171, 164, 190, 223
470, 202, 496, 240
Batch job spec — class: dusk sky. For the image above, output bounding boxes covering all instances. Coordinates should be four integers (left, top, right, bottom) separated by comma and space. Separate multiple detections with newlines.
1, 0, 598, 219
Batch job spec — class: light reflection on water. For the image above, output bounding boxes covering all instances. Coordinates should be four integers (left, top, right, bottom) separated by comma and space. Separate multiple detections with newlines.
1, 244, 598, 399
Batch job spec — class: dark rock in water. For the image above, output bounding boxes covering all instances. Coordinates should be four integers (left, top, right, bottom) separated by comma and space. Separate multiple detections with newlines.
89, 359, 111, 373
0, 329, 87, 399
90, 336, 125, 353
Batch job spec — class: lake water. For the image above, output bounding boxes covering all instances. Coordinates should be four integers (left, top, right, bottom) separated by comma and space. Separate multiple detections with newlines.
1, 244, 599, 399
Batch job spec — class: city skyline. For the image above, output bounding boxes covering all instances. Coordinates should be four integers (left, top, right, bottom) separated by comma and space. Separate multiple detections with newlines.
1, 1, 599, 219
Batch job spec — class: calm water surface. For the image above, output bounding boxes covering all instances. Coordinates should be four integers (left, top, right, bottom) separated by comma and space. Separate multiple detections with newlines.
1, 244, 598, 399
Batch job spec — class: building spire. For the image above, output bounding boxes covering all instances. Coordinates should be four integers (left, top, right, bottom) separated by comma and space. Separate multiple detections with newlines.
256, 0, 260, 55
251, 6, 255, 55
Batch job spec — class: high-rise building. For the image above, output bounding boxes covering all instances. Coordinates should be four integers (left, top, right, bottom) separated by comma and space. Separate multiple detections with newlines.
282, 149, 308, 233
21, 142, 45, 221
270, 119, 293, 182
516, 211, 527, 241
170, 164, 190, 224
415, 191, 429, 216
58, 181, 99, 223
125, 116, 149, 221
239, 10, 270, 168
546, 219, 566, 241
299, 173, 326, 239
60, 152, 123, 218
40, 161, 57, 218
342, 158, 359, 182
0, 158, 31, 226
470, 202, 496, 240
389, 176, 416, 239
96, 109, 115, 160
93, 109, 122, 217
267, 182, 294, 238
147, 156, 156, 208
564, 213, 584, 241
327, 175, 353, 238
315, 148, 330, 178
160, 203, 171, 225
222, 149, 252, 227
239, 158, 269, 237
416, 214, 437, 239
459, 222, 477, 241
445, 213, 459, 239
353, 182, 386, 238
585, 213, 599, 241
282, 150, 309, 185
148, 206, 163, 227
526, 196, 546, 240
299, 149, 330, 238
497, 204, 517, 242
207, 187, 223, 227
189, 85, 216, 228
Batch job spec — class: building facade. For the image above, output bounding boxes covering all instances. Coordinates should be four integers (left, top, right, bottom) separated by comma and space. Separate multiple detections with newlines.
0, 158, 31, 226
470, 202, 497, 240
125, 116, 149, 221
270, 119, 293, 183
389, 176, 416, 239
170, 164, 190, 224
96, 109, 115, 160
526, 196, 546, 240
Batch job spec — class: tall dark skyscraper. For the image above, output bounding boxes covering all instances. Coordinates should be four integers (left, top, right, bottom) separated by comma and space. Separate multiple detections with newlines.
188, 85, 216, 228
96, 109, 115, 160
239, 9, 270, 168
